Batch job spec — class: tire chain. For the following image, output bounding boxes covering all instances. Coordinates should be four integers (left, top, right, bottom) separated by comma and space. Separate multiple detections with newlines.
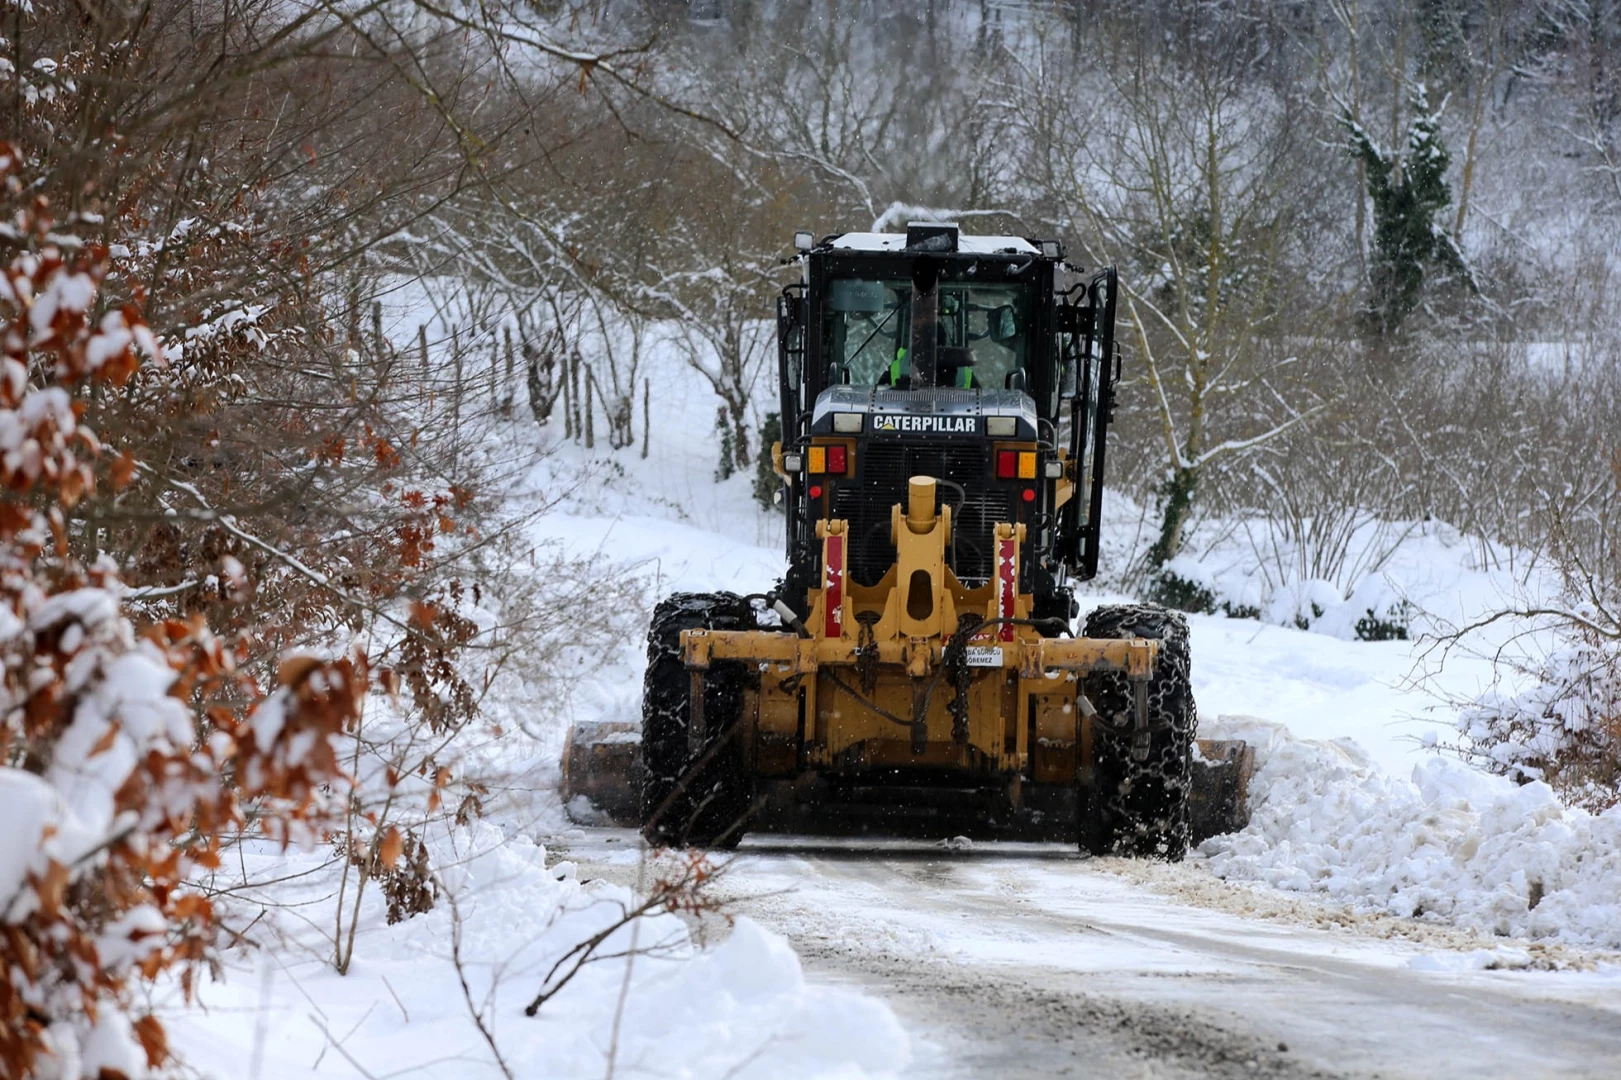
640, 591, 757, 848
1081, 603, 1197, 860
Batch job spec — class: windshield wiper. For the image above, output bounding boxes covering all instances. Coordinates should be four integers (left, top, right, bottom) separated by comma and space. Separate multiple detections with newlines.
850, 302, 902, 364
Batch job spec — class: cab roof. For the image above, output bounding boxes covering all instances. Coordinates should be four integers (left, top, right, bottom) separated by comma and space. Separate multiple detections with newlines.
826, 232, 1041, 256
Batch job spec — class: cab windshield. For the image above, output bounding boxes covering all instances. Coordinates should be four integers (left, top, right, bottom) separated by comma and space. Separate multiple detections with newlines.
825, 278, 1032, 389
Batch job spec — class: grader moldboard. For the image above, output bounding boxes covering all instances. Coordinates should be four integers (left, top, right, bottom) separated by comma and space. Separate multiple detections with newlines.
566, 223, 1253, 859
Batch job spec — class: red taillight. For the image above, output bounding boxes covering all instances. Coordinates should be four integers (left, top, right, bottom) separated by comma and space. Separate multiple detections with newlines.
827, 445, 848, 474
1022, 488, 1036, 503
996, 450, 1017, 479
809, 484, 823, 499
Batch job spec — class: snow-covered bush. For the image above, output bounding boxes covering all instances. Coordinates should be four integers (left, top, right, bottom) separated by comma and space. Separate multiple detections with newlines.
1149, 553, 1412, 641
1456, 454, 1621, 813
1456, 634, 1620, 811
0, 150, 362, 1079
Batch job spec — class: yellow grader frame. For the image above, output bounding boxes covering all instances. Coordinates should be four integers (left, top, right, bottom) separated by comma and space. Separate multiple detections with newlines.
565, 474, 1252, 852
690, 476, 1155, 785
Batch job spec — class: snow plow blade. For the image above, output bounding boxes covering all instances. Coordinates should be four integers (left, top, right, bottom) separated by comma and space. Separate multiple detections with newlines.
562, 722, 1254, 844
561, 720, 642, 823
1188, 739, 1255, 845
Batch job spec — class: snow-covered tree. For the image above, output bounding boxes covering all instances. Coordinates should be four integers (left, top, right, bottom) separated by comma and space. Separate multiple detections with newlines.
0, 149, 363, 1080
1347, 85, 1477, 338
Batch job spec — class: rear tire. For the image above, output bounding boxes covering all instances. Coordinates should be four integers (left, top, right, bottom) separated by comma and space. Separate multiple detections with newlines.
1079, 603, 1196, 861
641, 592, 757, 849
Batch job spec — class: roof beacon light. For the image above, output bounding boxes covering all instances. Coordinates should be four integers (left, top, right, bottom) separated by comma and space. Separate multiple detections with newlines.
905, 222, 959, 253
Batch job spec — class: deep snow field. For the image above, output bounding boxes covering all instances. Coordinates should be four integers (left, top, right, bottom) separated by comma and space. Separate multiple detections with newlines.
160, 324, 1621, 1078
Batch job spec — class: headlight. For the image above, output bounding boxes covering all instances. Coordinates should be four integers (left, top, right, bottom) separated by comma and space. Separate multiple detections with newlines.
782, 452, 803, 473
986, 416, 1017, 438
833, 412, 863, 433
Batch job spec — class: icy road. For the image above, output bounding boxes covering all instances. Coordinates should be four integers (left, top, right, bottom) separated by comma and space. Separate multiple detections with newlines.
561, 831, 1621, 1080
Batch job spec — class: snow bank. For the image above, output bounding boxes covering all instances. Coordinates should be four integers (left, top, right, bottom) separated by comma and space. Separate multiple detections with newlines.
169, 821, 908, 1079
1201, 717, 1621, 949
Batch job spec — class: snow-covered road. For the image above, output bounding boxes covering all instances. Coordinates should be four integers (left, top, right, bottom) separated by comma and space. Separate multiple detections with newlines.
559, 831, 1621, 1079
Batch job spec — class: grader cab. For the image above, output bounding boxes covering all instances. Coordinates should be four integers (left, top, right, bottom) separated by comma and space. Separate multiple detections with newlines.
566, 223, 1252, 858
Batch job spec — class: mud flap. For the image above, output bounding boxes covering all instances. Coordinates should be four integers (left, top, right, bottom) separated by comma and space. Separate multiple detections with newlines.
1188, 739, 1256, 845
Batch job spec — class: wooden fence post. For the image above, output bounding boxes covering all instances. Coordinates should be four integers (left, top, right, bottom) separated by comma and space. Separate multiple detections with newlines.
562, 351, 574, 439
641, 379, 650, 459
503, 326, 516, 414
584, 363, 595, 449
418, 324, 429, 402
571, 354, 583, 442
450, 323, 462, 465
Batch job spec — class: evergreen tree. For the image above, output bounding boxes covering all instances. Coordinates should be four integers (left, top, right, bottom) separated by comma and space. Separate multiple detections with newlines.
753, 412, 783, 510
714, 405, 738, 481
1346, 85, 1475, 338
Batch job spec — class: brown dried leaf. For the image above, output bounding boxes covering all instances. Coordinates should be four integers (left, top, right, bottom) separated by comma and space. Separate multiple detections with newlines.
378, 826, 403, 870
110, 451, 137, 491
35, 860, 70, 919
133, 1015, 169, 1067
277, 655, 320, 688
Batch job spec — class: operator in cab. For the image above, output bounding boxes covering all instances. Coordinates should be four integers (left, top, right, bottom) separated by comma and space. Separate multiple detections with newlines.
825, 277, 1030, 391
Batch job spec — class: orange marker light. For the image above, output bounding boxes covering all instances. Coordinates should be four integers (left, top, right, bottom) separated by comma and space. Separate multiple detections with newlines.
1017, 452, 1037, 480
808, 446, 827, 474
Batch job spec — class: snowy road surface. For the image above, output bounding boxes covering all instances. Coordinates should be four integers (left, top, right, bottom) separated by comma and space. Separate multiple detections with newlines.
560, 831, 1621, 1080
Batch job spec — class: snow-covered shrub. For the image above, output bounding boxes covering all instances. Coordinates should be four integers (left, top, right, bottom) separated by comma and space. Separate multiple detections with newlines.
1354, 603, 1413, 642
0, 151, 362, 1079
1149, 553, 1411, 641
1144, 565, 1218, 615
1457, 632, 1620, 813
1455, 446, 1621, 813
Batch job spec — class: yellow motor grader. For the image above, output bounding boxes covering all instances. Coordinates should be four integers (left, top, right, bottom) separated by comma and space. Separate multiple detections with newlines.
565, 224, 1252, 858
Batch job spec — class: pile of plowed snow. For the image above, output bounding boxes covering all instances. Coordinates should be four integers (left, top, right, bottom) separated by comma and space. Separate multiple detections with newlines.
1201, 717, 1621, 950
166, 820, 909, 1079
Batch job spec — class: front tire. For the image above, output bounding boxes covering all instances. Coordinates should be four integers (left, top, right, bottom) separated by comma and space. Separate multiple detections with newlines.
640, 592, 757, 848
1079, 603, 1196, 861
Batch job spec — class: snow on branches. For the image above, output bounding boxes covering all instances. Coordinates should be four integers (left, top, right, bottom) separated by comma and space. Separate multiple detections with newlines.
1457, 632, 1620, 812
1455, 460, 1621, 813
0, 146, 363, 1079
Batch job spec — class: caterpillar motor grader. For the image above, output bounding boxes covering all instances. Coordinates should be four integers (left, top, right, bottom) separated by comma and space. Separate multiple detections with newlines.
565, 223, 1252, 859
